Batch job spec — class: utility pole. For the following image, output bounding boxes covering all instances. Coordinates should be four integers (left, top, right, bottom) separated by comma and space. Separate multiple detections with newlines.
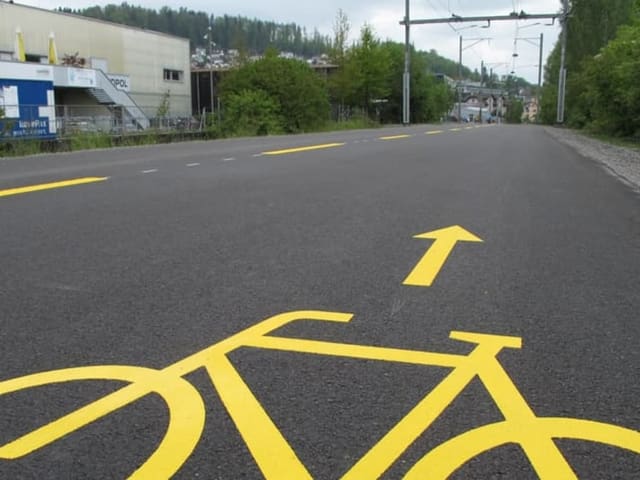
556, 0, 569, 123
399, 9, 560, 126
206, 25, 214, 117
479, 60, 484, 123
458, 35, 462, 123
403, 0, 411, 125
458, 37, 491, 123
537, 32, 544, 123
515, 34, 545, 122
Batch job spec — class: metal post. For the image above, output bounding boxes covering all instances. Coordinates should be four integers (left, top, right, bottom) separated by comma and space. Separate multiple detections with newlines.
557, 0, 568, 123
537, 32, 543, 122
196, 71, 201, 116
209, 69, 214, 117
402, 0, 411, 125
479, 60, 484, 123
398, 10, 560, 124
458, 35, 462, 123
207, 25, 215, 117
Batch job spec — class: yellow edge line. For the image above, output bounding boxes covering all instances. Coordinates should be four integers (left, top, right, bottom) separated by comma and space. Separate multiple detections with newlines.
262, 143, 345, 155
0, 177, 109, 198
426, 130, 443, 135
380, 135, 412, 141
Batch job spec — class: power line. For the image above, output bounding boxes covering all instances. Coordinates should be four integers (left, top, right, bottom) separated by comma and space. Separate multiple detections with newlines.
401, 4, 562, 124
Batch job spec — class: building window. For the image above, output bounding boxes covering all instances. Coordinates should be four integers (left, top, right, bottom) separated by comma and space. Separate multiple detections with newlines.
163, 69, 183, 82
25, 54, 47, 64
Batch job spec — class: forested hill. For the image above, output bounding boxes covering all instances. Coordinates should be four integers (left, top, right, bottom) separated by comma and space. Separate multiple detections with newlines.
57, 3, 477, 76
57, 4, 332, 57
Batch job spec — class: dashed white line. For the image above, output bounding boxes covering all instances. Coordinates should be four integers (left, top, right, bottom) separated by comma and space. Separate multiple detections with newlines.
222, 157, 236, 162
142, 169, 158, 174
252, 153, 263, 158
186, 163, 200, 167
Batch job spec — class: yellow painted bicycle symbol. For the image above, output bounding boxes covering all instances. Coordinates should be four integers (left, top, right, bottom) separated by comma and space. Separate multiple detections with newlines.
1, 310, 638, 478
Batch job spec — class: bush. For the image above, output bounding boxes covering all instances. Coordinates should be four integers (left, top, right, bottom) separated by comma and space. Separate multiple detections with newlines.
506, 99, 524, 124
222, 90, 284, 137
578, 21, 640, 137
220, 54, 330, 133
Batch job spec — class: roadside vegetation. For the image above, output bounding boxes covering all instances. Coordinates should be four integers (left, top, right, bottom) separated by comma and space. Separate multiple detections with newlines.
1, 10, 456, 157
215, 11, 454, 137
541, 0, 640, 142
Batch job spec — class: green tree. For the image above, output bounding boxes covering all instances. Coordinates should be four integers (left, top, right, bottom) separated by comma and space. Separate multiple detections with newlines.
506, 99, 524, 124
539, 44, 561, 124
577, 18, 640, 136
540, 0, 637, 126
220, 56, 330, 132
223, 90, 284, 136
348, 24, 391, 117
421, 49, 474, 79
328, 9, 355, 119
378, 41, 453, 124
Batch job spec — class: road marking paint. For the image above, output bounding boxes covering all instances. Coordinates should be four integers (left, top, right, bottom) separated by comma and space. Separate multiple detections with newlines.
464, 127, 474, 130
426, 130, 444, 135
142, 169, 158, 174
262, 143, 345, 155
222, 157, 236, 162
403, 226, 483, 287
2, 310, 637, 479
0, 177, 108, 198
186, 163, 200, 167
380, 134, 412, 141
449, 128, 462, 132
252, 153, 263, 158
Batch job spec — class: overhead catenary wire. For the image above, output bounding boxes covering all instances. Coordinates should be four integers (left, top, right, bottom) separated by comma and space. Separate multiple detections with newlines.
402, 0, 561, 124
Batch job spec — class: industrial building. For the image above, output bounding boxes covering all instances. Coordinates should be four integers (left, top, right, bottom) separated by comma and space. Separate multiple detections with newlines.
0, 1, 191, 138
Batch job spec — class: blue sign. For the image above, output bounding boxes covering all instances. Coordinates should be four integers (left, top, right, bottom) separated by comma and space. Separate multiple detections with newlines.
0, 79, 56, 140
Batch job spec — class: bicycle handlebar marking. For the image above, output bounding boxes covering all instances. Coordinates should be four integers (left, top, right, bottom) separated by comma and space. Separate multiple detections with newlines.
1, 310, 639, 479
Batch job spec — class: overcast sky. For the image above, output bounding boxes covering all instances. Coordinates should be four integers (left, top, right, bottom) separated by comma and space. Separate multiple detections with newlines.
18, 0, 563, 83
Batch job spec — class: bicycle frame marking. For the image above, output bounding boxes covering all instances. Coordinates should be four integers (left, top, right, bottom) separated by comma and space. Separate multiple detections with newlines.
1, 310, 639, 479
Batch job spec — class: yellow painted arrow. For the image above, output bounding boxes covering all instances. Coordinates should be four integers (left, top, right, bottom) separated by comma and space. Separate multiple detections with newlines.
403, 226, 483, 287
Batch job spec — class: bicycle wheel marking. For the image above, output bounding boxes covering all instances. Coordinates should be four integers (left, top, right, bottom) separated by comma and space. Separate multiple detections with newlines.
0, 365, 206, 479
1, 310, 638, 479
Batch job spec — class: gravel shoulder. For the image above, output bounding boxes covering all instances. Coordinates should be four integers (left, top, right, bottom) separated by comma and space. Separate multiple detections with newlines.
544, 127, 640, 193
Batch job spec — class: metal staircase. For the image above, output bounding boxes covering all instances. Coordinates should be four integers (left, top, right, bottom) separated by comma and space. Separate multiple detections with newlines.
52, 65, 150, 130
91, 69, 149, 130
87, 88, 113, 105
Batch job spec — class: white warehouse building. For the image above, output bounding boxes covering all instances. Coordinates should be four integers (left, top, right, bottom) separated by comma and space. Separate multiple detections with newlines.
0, 1, 191, 137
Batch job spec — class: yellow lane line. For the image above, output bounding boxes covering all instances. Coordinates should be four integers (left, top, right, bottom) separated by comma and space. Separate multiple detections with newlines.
426, 130, 444, 135
262, 143, 345, 155
380, 134, 412, 141
0, 177, 108, 198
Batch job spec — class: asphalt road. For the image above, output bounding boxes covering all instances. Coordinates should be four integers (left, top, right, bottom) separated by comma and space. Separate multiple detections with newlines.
0, 124, 639, 479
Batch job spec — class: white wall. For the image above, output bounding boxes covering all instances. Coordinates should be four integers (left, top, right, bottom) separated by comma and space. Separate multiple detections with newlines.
0, 2, 191, 116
